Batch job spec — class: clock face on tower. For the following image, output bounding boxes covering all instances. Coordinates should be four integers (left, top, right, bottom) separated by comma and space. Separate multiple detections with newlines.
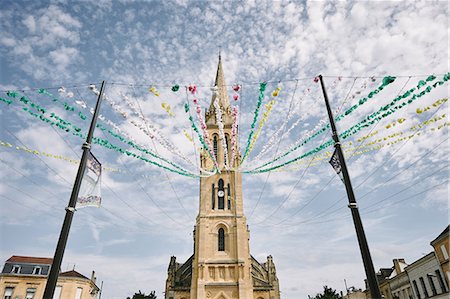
218, 190, 225, 197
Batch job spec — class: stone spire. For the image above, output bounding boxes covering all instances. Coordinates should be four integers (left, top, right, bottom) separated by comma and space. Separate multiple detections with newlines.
206, 54, 231, 125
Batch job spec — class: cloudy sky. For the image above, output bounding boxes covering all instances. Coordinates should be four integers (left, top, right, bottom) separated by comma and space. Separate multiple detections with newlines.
0, 1, 448, 298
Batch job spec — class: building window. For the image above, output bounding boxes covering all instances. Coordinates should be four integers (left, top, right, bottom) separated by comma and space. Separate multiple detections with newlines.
32, 266, 41, 275
435, 270, 447, 292
419, 277, 429, 298
11, 265, 20, 274
52, 286, 62, 299
218, 179, 224, 209
427, 274, 437, 296
211, 183, 215, 209
3, 287, 14, 299
218, 228, 225, 251
413, 280, 421, 299
441, 245, 449, 260
227, 183, 231, 209
213, 135, 218, 159
75, 287, 82, 299
25, 288, 36, 299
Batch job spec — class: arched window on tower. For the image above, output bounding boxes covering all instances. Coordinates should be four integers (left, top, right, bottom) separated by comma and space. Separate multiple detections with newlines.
218, 228, 225, 251
213, 135, 218, 159
218, 179, 225, 209
211, 183, 215, 210
224, 134, 229, 162
227, 183, 231, 209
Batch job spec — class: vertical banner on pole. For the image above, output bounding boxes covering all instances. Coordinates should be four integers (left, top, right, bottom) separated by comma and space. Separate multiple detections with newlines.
329, 149, 344, 182
76, 151, 102, 208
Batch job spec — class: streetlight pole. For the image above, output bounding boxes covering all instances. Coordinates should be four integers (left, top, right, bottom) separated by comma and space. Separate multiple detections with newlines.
318, 75, 382, 299
43, 81, 106, 299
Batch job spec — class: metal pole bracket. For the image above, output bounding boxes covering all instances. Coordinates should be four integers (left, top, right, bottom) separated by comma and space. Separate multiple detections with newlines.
65, 207, 76, 213
82, 142, 91, 150
348, 203, 358, 209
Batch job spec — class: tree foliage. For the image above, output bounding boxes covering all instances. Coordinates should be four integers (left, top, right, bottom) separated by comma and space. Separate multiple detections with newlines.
126, 290, 157, 299
309, 285, 342, 299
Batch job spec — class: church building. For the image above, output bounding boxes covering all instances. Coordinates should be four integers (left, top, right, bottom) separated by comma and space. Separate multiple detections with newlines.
164, 57, 281, 299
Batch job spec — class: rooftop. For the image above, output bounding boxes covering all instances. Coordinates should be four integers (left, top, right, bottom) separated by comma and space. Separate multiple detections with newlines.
59, 270, 89, 280
6, 255, 53, 265
431, 225, 449, 245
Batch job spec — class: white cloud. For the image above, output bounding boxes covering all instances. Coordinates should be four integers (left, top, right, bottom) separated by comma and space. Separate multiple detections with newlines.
22, 15, 36, 33
49, 47, 80, 71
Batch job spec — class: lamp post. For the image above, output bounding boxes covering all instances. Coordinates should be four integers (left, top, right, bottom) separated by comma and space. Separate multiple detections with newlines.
318, 75, 382, 299
43, 81, 106, 299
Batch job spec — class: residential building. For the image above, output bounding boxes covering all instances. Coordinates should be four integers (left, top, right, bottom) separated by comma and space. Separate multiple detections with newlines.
405, 252, 448, 299
164, 56, 280, 299
388, 259, 413, 299
365, 267, 393, 299
360, 226, 449, 299
0, 255, 99, 299
430, 225, 449, 287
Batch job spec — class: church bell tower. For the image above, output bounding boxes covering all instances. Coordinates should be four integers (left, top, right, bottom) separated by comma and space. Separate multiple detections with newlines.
165, 56, 280, 299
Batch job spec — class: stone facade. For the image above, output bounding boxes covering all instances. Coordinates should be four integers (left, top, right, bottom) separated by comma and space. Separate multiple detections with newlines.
405, 252, 448, 299
165, 56, 280, 299
430, 225, 449, 286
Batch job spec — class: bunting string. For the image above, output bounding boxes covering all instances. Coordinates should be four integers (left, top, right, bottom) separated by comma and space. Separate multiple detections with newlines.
183, 129, 194, 142
0, 140, 122, 172
2, 75, 447, 177
309, 112, 447, 163
230, 106, 239, 168
246, 77, 349, 169
247, 79, 322, 166
8, 114, 445, 175
4, 90, 200, 178
246, 74, 449, 174
86, 86, 206, 173
340, 74, 445, 139
246, 76, 389, 171
184, 99, 218, 174
277, 123, 448, 172
247, 99, 276, 157
59, 86, 203, 174
270, 118, 449, 172
213, 94, 230, 169
191, 92, 220, 171
241, 82, 267, 163
124, 86, 215, 175
246, 74, 440, 173
416, 98, 447, 114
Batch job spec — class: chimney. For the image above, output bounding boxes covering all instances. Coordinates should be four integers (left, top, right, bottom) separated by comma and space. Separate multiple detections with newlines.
91, 270, 96, 283
393, 258, 406, 274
